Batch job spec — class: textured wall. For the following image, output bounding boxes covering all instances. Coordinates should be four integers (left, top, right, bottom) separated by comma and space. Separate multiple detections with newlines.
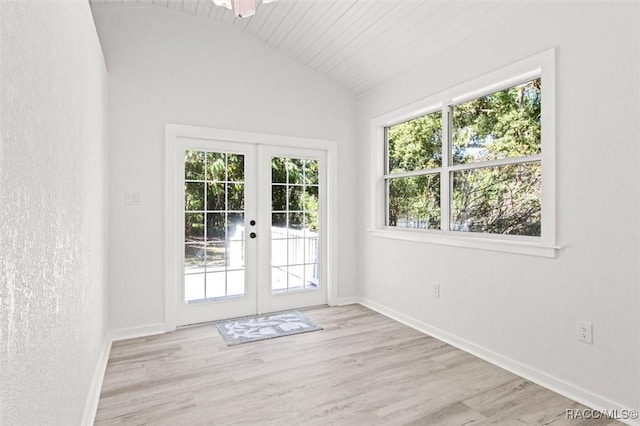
0, 1, 109, 424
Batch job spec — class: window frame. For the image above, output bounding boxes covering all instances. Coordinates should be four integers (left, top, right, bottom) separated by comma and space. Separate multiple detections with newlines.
369, 49, 557, 257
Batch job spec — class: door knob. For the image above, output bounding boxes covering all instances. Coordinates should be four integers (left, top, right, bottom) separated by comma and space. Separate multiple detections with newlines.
250, 232, 257, 239
250, 220, 256, 226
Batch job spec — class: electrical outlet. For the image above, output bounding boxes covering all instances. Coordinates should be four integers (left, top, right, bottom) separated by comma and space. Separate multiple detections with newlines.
577, 321, 593, 344
432, 283, 440, 298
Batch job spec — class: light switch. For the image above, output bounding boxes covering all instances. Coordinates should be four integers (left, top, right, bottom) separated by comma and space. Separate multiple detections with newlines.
125, 192, 140, 206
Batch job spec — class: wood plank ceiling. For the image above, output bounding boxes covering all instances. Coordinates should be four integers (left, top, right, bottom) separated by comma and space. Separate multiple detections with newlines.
89, 0, 534, 96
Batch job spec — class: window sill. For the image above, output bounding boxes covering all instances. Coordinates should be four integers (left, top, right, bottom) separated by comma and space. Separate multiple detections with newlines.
367, 228, 560, 258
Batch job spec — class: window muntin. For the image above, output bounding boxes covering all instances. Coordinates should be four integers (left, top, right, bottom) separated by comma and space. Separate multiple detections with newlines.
384, 78, 543, 238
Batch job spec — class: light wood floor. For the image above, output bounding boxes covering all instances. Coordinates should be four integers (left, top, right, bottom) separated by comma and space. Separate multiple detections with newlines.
95, 304, 618, 425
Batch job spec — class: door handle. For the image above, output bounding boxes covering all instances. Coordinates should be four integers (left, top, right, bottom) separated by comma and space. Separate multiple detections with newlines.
250, 232, 257, 239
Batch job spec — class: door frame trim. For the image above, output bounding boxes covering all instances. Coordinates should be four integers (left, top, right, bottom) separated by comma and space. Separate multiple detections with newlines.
164, 123, 339, 331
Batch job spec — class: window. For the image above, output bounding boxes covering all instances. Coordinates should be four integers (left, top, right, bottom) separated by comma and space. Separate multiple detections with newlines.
386, 110, 443, 229
371, 49, 556, 257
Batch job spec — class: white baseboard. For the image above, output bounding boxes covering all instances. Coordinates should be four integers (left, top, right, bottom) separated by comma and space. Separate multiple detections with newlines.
81, 332, 112, 426
359, 297, 639, 426
80, 323, 167, 425
110, 323, 167, 342
336, 296, 360, 306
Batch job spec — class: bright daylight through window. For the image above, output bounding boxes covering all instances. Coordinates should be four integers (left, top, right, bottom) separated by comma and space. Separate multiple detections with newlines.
385, 79, 543, 237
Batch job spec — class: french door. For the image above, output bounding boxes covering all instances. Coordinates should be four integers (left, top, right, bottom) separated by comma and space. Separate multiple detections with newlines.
176, 139, 327, 326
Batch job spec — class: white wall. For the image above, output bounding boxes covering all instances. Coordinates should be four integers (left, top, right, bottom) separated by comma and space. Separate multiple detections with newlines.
0, 1, 109, 424
357, 1, 639, 414
90, 5, 357, 332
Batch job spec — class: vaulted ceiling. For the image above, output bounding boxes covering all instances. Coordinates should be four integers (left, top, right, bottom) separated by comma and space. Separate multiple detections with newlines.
89, 0, 535, 96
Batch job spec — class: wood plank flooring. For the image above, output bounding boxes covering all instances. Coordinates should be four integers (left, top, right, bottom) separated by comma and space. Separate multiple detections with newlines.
95, 305, 618, 425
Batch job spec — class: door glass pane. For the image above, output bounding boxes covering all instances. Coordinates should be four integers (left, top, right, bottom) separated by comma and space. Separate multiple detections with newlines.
184, 150, 246, 303
206, 183, 225, 211
185, 273, 205, 302
226, 270, 245, 297
205, 272, 226, 299
205, 242, 225, 270
271, 157, 287, 183
271, 266, 287, 291
304, 159, 318, 185
227, 213, 244, 240
206, 152, 226, 181
227, 154, 244, 181
185, 151, 205, 180
227, 241, 245, 268
206, 213, 225, 241
185, 182, 204, 211
289, 186, 304, 211
185, 213, 204, 242
271, 157, 320, 293
227, 183, 244, 210
185, 244, 205, 273
288, 159, 304, 185
272, 185, 287, 211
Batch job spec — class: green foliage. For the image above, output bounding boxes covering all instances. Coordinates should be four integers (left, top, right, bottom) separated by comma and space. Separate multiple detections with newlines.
206, 152, 226, 181
388, 175, 440, 229
183, 152, 321, 236
451, 162, 541, 236
386, 79, 542, 235
185, 150, 205, 180
272, 157, 320, 233
386, 111, 442, 228
304, 187, 319, 232
183, 151, 246, 242
452, 79, 541, 163
185, 182, 204, 211
387, 111, 442, 173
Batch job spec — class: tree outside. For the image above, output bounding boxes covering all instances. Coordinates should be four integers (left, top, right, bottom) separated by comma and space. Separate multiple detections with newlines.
386, 78, 542, 236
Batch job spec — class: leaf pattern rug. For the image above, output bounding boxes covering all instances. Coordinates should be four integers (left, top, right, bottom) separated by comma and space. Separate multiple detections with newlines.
215, 311, 322, 346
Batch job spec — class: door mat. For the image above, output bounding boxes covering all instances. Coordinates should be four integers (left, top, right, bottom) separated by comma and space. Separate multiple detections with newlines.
215, 311, 322, 346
